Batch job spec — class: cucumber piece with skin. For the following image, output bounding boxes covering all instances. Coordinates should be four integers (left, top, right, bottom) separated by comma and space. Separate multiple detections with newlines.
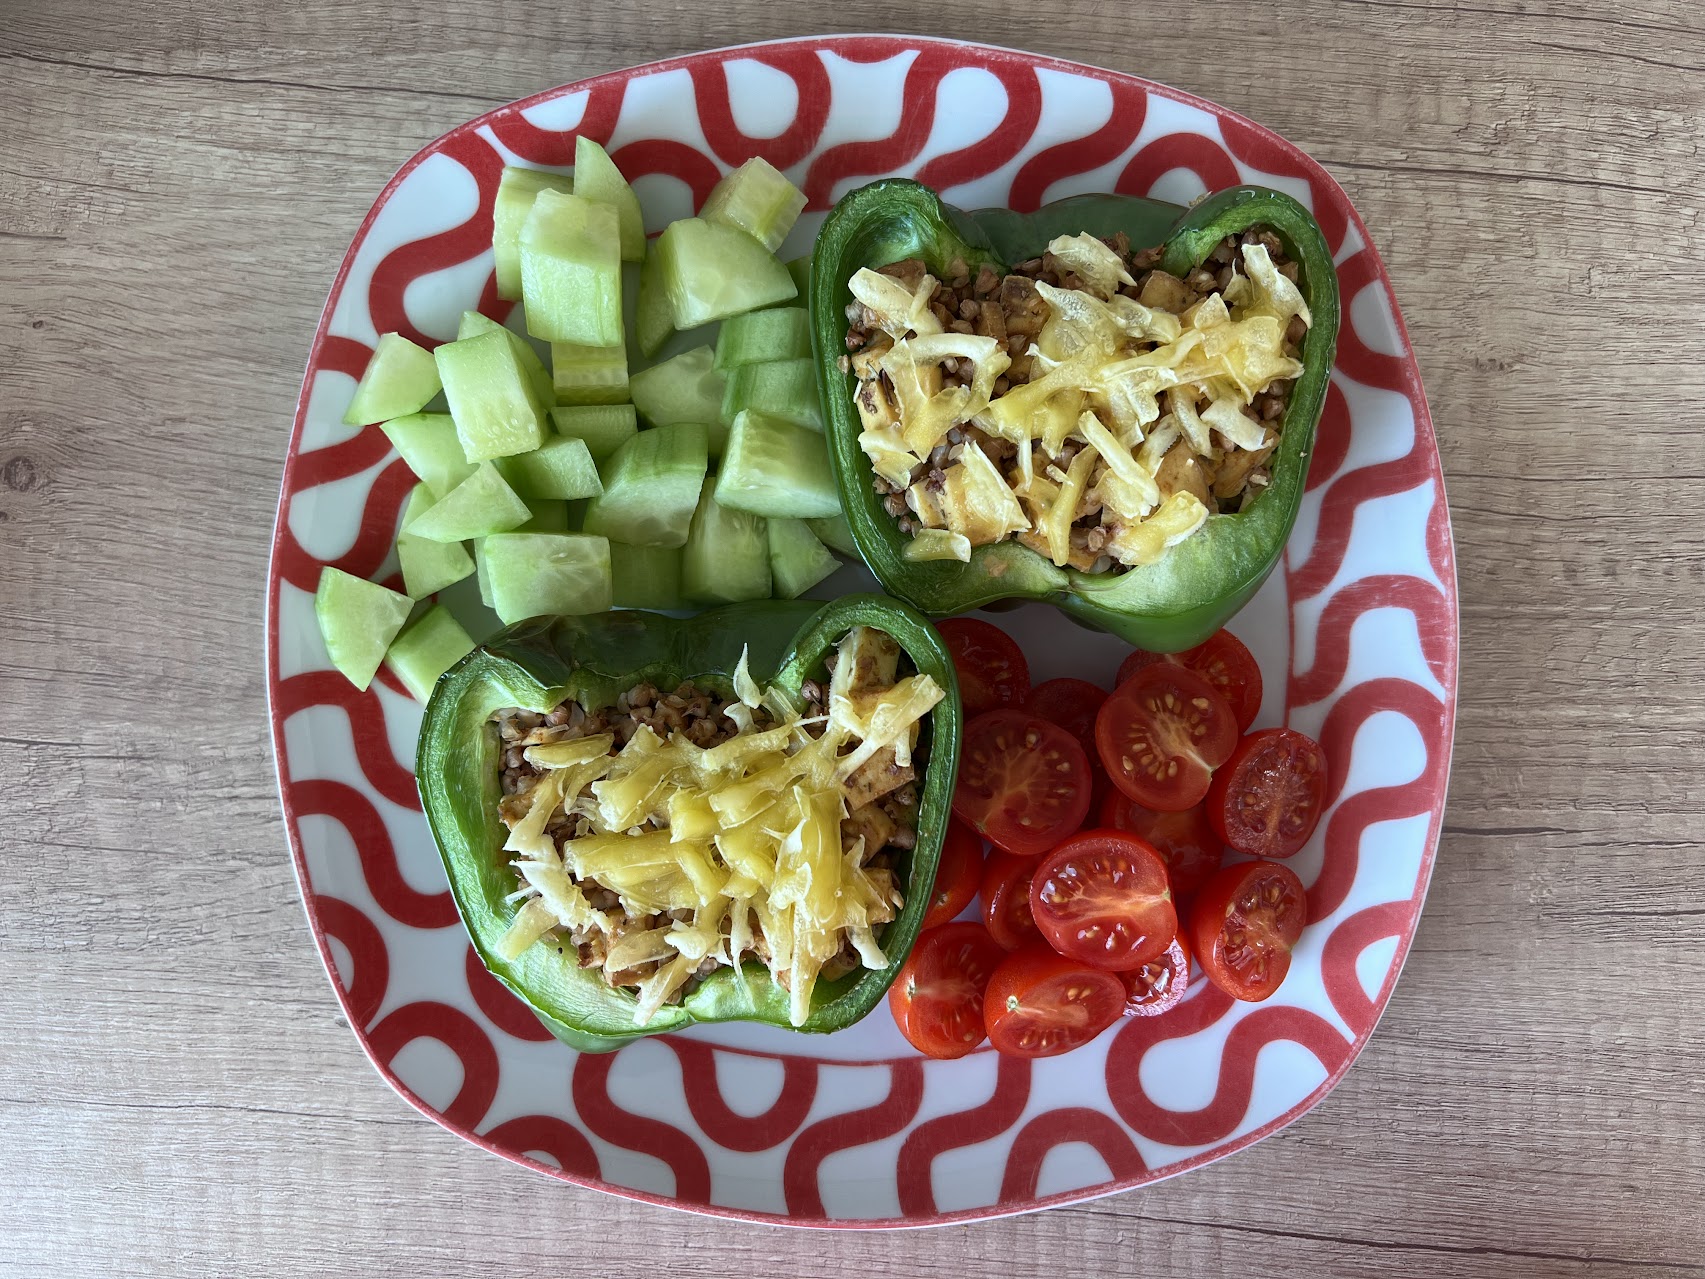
714, 410, 841, 519
549, 404, 637, 463
343, 333, 441, 426
495, 435, 603, 500
714, 307, 810, 371
573, 135, 645, 263
681, 479, 770, 604
520, 190, 624, 346
493, 167, 573, 301
719, 357, 822, 432
699, 158, 807, 253
609, 541, 684, 610
581, 422, 708, 549
656, 218, 796, 329
634, 246, 675, 359
551, 340, 630, 406
483, 532, 613, 623
515, 500, 571, 533
631, 346, 725, 430
785, 255, 811, 304
473, 539, 494, 608
405, 462, 531, 542
384, 603, 476, 702
382, 413, 474, 499
434, 330, 548, 462
314, 567, 413, 691
806, 513, 860, 558
457, 310, 554, 407
397, 483, 476, 597
767, 518, 838, 599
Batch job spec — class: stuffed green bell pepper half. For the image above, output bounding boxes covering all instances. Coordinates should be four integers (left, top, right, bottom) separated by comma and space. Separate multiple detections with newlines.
418, 594, 961, 1052
810, 179, 1341, 652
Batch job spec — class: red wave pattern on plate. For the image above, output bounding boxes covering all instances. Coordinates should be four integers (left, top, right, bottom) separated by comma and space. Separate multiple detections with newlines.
270, 36, 1454, 1228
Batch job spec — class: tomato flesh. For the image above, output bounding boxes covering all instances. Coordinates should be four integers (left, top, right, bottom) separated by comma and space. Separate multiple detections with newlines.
888, 922, 1006, 1059
936, 617, 1031, 718
1096, 664, 1238, 812
1029, 830, 1177, 971
1121, 934, 1192, 1018
1189, 859, 1308, 1002
1023, 678, 1109, 759
1117, 630, 1263, 733
980, 852, 1041, 950
1207, 728, 1329, 858
983, 944, 1127, 1058
953, 710, 1092, 857
1099, 790, 1223, 900
922, 820, 985, 930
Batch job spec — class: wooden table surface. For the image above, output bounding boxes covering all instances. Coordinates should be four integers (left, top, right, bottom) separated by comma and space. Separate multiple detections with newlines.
5, 2, 1703, 1274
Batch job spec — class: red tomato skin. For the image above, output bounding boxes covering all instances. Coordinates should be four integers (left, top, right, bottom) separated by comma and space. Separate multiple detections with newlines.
922, 820, 986, 930
1029, 830, 1178, 972
936, 617, 1031, 718
983, 944, 1127, 1058
1117, 630, 1263, 733
979, 852, 1042, 950
953, 710, 1093, 857
1121, 934, 1192, 1018
1099, 790, 1224, 901
1188, 859, 1309, 1003
1023, 678, 1109, 759
1096, 664, 1238, 812
1206, 728, 1330, 858
888, 922, 1006, 1059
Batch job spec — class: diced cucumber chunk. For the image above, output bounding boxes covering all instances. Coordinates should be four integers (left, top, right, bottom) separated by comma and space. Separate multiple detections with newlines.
457, 310, 554, 407
493, 166, 573, 301
631, 345, 726, 434
549, 404, 637, 462
573, 135, 645, 263
715, 410, 841, 519
785, 255, 812, 304
473, 539, 494, 607
609, 542, 683, 610
495, 435, 603, 500
682, 479, 770, 604
806, 513, 860, 558
582, 422, 708, 548
520, 190, 623, 346
314, 568, 413, 691
699, 158, 807, 253
398, 483, 476, 597
721, 357, 822, 432
435, 331, 548, 462
635, 247, 674, 358
484, 532, 613, 623
515, 500, 571, 532
382, 413, 474, 499
715, 307, 810, 371
405, 461, 531, 542
384, 603, 476, 702
551, 340, 630, 406
656, 217, 796, 329
767, 518, 839, 599
344, 333, 442, 426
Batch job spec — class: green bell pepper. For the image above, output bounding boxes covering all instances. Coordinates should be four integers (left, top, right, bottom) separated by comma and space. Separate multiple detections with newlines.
809, 179, 1341, 652
417, 593, 961, 1053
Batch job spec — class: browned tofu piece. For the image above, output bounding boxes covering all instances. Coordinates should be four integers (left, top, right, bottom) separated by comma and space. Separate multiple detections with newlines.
842, 745, 915, 810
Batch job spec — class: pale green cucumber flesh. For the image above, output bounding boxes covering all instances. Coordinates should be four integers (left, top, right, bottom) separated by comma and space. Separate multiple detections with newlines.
483, 532, 613, 624
699, 158, 806, 253
515, 500, 571, 532
549, 404, 637, 462
435, 331, 547, 462
550, 340, 630, 406
344, 333, 442, 426
806, 513, 860, 558
714, 307, 810, 371
785, 255, 812, 303
315, 568, 413, 691
635, 247, 675, 358
681, 479, 770, 604
573, 135, 645, 262
398, 483, 476, 596
767, 518, 838, 599
457, 310, 554, 406
494, 435, 603, 500
519, 190, 623, 346
405, 462, 531, 542
382, 413, 474, 499
714, 409, 841, 519
494, 167, 573, 301
720, 357, 822, 431
657, 218, 796, 329
631, 345, 725, 429
384, 603, 476, 701
581, 422, 708, 548
609, 541, 684, 610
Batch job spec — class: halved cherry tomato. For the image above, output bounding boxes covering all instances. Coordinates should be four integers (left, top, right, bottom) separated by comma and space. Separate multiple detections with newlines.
1023, 678, 1109, 759
1099, 790, 1223, 900
936, 617, 1031, 718
1117, 630, 1263, 733
983, 944, 1127, 1058
889, 922, 1006, 1059
1030, 830, 1177, 971
1096, 664, 1238, 812
953, 710, 1092, 856
1207, 728, 1329, 858
921, 820, 985, 930
1121, 933, 1192, 1018
1189, 859, 1308, 1002
979, 852, 1041, 950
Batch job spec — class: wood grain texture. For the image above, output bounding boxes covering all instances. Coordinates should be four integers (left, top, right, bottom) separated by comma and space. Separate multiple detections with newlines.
2, 0, 1702, 1273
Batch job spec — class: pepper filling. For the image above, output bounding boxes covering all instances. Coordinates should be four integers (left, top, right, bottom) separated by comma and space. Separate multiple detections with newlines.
490, 626, 944, 1027
843, 228, 1312, 571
